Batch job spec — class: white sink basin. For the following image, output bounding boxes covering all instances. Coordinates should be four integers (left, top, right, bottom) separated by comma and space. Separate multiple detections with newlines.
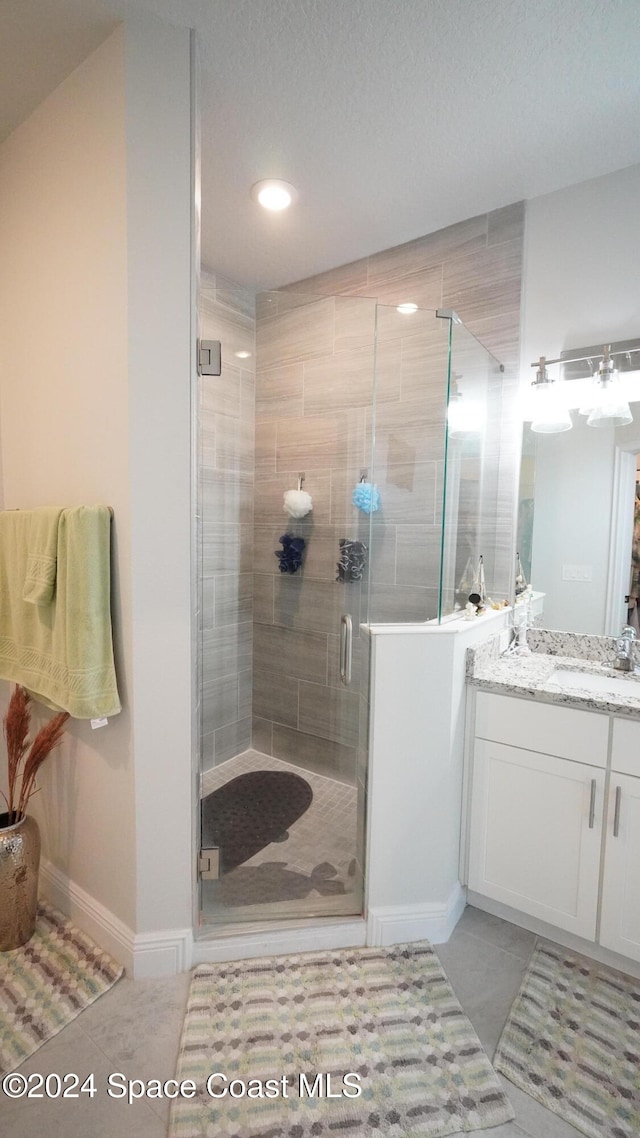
546, 669, 640, 699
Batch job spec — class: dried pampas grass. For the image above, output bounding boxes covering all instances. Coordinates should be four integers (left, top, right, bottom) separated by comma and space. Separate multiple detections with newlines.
2, 686, 69, 824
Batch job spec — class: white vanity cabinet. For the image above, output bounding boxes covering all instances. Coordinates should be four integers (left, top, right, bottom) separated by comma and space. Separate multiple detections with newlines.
466, 690, 640, 964
468, 739, 605, 938
599, 719, 640, 960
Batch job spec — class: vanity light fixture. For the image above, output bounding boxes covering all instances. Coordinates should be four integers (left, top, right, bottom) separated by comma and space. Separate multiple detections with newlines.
251, 179, 298, 211
584, 346, 632, 429
526, 341, 640, 432
530, 356, 572, 434
397, 302, 418, 315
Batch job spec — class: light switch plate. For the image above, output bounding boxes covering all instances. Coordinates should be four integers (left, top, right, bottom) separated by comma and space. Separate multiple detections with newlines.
562, 564, 593, 582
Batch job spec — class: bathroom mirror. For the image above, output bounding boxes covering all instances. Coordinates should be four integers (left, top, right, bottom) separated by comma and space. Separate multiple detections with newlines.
517, 404, 640, 637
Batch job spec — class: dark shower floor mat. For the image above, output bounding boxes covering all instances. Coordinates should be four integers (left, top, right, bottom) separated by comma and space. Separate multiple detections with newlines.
201, 769, 313, 874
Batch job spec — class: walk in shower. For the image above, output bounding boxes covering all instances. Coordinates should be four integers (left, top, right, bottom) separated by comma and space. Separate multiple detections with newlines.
196, 278, 505, 932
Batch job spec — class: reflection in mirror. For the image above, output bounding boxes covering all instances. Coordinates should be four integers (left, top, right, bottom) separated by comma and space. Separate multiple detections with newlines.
518, 337, 640, 636
518, 407, 640, 637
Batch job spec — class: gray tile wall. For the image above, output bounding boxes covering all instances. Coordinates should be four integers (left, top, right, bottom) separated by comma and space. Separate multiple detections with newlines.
198, 205, 523, 782
282, 201, 524, 610
251, 204, 523, 781
199, 272, 255, 769
250, 293, 375, 784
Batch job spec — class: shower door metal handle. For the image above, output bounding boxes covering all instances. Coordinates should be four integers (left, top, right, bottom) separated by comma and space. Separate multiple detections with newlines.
340, 614, 353, 686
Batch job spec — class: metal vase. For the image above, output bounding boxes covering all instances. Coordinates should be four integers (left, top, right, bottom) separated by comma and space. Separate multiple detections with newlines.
0, 813, 40, 951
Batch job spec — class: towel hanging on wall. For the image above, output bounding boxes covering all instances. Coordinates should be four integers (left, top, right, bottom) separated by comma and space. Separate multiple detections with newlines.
0, 505, 121, 718
336, 539, 367, 583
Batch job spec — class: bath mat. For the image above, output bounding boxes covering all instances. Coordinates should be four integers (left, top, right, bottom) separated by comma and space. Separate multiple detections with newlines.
201, 770, 313, 872
0, 901, 123, 1074
494, 941, 640, 1138
169, 941, 514, 1138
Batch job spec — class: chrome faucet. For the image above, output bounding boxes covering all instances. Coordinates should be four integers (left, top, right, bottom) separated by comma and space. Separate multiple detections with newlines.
614, 625, 637, 671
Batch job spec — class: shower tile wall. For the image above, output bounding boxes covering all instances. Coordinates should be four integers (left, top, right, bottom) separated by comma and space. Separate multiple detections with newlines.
250, 204, 523, 780
251, 293, 376, 784
198, 205, 523, 783
284, 201, 524, 603
200, 272, 255, 769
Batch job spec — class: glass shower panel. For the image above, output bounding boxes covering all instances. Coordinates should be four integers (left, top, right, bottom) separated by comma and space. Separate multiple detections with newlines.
367, 307, 451, 624
197, 283, 373, 928
439, 320, 505, 617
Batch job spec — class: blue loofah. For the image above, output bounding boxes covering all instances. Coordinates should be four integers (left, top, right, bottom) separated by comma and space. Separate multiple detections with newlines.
352, 481, 380, 514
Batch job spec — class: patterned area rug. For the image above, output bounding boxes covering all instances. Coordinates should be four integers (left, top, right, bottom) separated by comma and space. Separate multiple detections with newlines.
170, 942, 514, 1138
0, 901, 123, 1074
494, 941, 640, 1138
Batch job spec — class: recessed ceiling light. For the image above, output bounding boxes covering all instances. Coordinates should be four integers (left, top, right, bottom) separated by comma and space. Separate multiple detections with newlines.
397, 302, 418, 315
234, 350, 251, 359
251, 179, 298, 211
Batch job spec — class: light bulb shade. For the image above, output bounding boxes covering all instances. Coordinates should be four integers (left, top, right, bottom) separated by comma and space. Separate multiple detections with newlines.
447, 392, 486, 436
530, 380, 572, 434
585, 371, 633, 428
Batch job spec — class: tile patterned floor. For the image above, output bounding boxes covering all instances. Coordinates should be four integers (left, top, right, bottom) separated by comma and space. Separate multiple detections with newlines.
0, 907, 586, 1138
200, 749, 361, 923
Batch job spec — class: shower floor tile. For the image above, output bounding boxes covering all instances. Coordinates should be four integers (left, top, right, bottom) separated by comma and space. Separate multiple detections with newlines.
200, 749, 361, 924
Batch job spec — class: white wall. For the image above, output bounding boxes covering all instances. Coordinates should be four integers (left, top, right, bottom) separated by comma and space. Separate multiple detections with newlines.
365, 615, 510, 945
522, 163, 640, 365
0, 18, 195, 971
124, 17, 194, 945
520, 164, 640, 632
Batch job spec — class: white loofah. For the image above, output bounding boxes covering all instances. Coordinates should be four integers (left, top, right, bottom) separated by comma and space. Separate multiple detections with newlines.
283, 488, 313, 518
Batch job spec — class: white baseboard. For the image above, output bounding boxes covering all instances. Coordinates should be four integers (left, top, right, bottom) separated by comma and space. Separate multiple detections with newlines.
467, 890, 640, 980
132, 927, 193, 978
367, 883, 466, 947
39, 860, 193, 979
192, 919, 367, 964
39, 861, 468, 977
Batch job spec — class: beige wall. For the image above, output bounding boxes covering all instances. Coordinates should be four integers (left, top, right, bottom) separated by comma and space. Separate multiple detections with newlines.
0, 17, 195, 957
0, 28, 134, 924
0, 28, 135, 927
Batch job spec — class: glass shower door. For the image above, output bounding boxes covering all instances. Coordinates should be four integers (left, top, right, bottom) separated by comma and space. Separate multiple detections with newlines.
440, 319, 506, 617
197, 284, 374, 928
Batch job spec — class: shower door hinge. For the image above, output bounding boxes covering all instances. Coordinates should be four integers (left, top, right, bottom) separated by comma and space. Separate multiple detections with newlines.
197, 339, 222, 376
199, 847, 220, 880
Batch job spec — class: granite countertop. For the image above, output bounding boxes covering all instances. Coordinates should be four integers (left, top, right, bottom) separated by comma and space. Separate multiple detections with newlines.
467, 628, 640, 718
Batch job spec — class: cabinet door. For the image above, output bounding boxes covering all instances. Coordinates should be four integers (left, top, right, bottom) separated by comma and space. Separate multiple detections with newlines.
468, 740, 604, 938
600, 772, 640, 962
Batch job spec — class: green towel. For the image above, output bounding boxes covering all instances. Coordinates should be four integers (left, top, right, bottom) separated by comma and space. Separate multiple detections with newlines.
22, 506, 64, 605
0, 506, 121, 718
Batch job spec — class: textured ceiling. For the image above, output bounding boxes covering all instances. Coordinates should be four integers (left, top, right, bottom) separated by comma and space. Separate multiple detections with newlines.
3, 0, 640, 288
